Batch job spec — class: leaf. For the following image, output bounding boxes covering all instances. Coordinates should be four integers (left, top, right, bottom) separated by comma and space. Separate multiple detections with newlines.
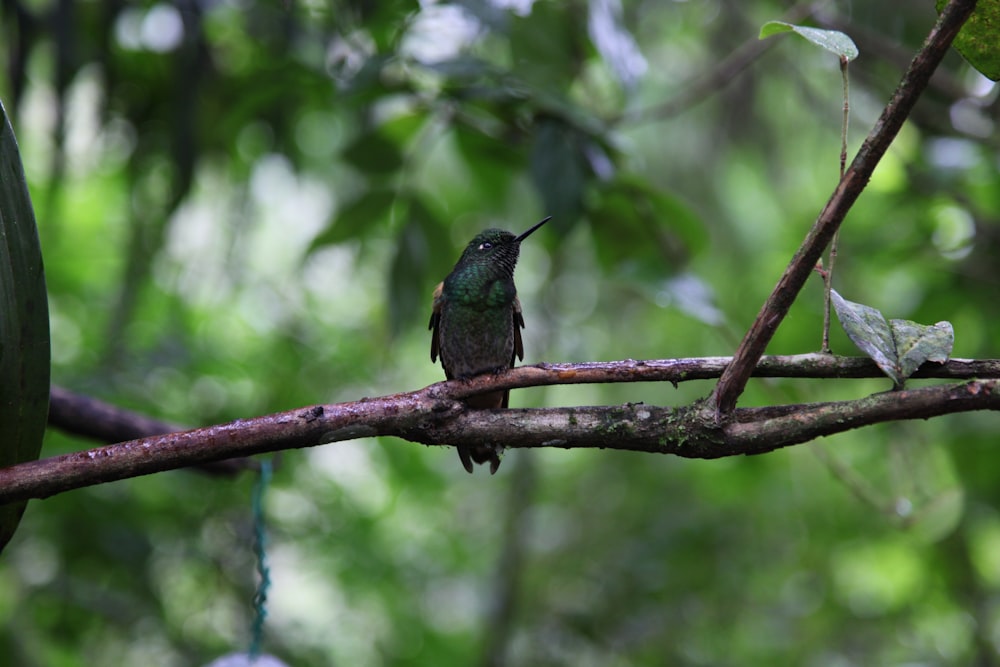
341, 112, 427, 178
453, 120, 523, 209
759, 21, 859, 61
587, 172, 707, 279
890, 319, 954, 380
341, 129, 405, 176
831, 290, 900, 384
530, 117, 588, 228
377, 111, 429, 146
310, 188, 397, 250
508, 1, 578, 91
0, 100, 51, 553
387, 195, 449, 335
936, 0, 1000, 81
832, 291, 955, 386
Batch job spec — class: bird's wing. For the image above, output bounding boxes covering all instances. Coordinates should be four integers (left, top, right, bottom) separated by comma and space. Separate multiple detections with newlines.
429, 281, 444, 363
512, 295, 525, 363
502, 296, 526, 410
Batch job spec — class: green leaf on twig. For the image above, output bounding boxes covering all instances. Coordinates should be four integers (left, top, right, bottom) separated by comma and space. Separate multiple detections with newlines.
831, 290, 953, 387
759, 22, 859, 61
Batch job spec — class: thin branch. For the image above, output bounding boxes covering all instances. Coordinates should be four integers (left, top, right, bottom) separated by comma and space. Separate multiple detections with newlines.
48, 386, 254, 475
47, 355, 1000, 432
711, 0, 979, 415
820, 54, 852, 354
49, 385, 184, 441
411, 356, 999, 394
1, 359, 997, 505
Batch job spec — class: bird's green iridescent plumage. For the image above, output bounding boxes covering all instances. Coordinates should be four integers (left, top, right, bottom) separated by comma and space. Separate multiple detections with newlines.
432, 229, 523, 381
429, 219, 549, 474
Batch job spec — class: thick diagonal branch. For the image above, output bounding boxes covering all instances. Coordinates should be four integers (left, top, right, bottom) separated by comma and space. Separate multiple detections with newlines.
711, 0, 979, 415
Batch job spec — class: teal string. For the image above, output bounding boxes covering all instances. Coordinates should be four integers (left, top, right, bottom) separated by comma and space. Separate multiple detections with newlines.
249, 459, 272, 661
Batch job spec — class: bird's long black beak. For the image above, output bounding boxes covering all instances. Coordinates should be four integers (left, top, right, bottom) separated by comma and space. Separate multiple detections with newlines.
514, 216, 551, 243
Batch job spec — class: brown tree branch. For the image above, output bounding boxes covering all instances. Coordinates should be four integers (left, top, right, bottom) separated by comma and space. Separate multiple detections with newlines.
49, 385, 185, 442
711, 0, 979, 415
47, 354, 1000, 441
48, 385, 253, 475
2, 356, 997, 505
443, 355, 999, 393
418, 380, 1000, 459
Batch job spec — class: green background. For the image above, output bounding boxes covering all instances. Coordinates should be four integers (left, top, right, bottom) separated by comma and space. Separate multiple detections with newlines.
2, 1, 1000, 665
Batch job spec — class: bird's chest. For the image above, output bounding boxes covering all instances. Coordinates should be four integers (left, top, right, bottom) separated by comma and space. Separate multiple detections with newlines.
438, 300, 515, 378
445, 275, 516, 310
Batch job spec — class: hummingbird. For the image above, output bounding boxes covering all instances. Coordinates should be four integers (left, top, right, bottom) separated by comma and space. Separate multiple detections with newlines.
429, 216, 551, 474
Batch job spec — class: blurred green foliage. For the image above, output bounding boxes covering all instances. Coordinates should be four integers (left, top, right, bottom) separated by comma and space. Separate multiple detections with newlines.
2, 1, 1000, 665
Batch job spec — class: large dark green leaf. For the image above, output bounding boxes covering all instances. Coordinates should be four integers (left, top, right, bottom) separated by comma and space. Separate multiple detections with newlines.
0, 100, 50, 553
508, 1, 580, 91
937, 0, 1000, 81
530, 117, 589, 228
453, 120, 523, 209
341, 111, 428, 177
342, 129, 405, 176
388, 194, 449, 335
588, 172, 707, 279
310, 188, 398, 250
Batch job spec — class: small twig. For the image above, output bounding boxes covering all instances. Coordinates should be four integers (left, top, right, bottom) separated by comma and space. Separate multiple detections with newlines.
839, 56, 851, 180
821, 54, 852, 353
712, 0, 978, 416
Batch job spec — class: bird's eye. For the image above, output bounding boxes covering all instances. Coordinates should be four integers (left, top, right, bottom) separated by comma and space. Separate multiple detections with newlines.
478, 242, 492, 250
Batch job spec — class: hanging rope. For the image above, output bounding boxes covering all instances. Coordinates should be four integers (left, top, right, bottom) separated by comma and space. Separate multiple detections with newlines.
203, 459, 287, 667
249, 458, 272, 661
